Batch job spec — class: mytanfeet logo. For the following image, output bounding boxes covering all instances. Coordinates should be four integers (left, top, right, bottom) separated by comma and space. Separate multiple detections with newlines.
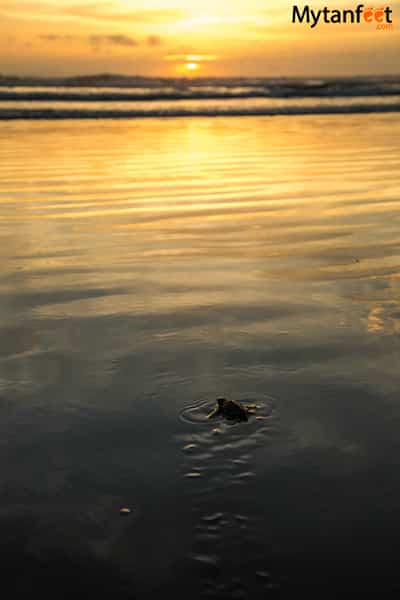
292, 4, 394, 29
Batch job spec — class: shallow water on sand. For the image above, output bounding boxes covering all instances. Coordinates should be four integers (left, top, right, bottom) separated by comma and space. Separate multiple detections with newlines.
1, 114, 400, 597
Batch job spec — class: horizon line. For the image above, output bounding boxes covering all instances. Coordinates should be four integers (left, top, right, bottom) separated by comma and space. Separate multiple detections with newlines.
1, 72, 400, 81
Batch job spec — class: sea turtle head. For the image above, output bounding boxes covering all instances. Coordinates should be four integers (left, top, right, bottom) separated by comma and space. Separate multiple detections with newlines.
216, 398, 227, 413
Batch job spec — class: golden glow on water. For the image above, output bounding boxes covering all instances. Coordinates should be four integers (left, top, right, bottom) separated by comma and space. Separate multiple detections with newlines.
0, 115, 400, 335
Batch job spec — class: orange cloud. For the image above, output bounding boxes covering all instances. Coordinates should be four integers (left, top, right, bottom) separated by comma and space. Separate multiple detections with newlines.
39, 34, 76, 41
37, 33, 164, 49
89, 34, 138, 48
164, 54, 219, 62
147, 35, 162, 47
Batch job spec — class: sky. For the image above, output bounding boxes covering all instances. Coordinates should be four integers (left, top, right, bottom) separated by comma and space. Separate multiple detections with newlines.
1, 0, 399, 77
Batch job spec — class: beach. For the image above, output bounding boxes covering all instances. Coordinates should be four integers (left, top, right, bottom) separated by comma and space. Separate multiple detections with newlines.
1, 112, 400, 597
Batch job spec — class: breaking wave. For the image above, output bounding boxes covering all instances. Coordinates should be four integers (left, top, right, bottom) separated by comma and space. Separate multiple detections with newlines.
1, 103, 400, 120
1, 75, 400, 119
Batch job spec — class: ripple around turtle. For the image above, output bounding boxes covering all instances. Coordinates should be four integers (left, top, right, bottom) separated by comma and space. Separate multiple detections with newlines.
179, 393, 277, 426
179, 393, 279, 460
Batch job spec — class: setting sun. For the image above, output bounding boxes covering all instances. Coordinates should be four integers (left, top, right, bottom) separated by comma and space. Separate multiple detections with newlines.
186, 62, 199, 72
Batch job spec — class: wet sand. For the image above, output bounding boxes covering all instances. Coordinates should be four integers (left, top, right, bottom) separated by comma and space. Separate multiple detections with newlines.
1, 114, 400, 598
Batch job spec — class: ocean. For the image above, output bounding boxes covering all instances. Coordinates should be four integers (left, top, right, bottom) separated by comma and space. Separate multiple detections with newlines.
1, 76, 400, 598
1, 75, 400, 118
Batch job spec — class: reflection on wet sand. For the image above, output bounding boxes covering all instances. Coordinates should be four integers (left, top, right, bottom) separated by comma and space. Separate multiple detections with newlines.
0, 114, 400, 598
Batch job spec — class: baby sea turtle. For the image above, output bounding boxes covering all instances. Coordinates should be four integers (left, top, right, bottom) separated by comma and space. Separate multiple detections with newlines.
208, 398, 254, 422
